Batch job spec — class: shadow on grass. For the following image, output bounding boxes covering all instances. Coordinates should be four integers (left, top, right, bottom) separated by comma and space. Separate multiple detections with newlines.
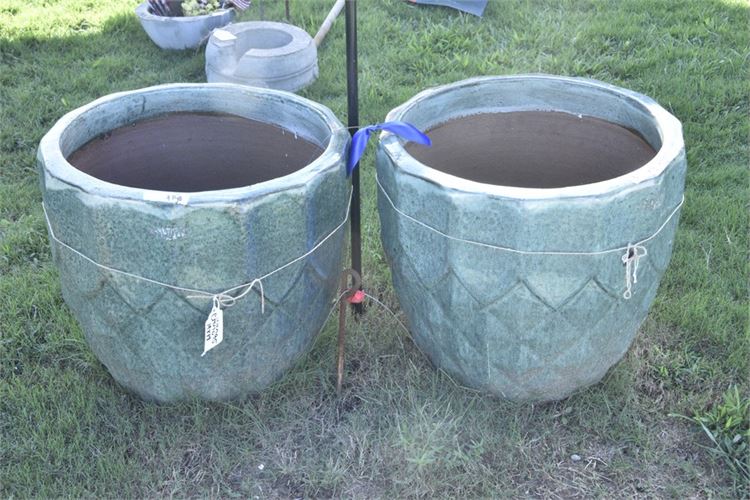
0, 12, 207, 181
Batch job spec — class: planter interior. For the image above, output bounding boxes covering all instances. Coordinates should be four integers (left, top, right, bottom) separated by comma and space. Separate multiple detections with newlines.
53, 85, 338, 196
388, 75, 680, 199
236, 27, 294, 51
67, 112, 324, 192
405, 111, 657, 189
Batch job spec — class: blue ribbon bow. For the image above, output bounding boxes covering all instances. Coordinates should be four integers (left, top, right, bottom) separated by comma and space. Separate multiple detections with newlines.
347, 121, 432, 176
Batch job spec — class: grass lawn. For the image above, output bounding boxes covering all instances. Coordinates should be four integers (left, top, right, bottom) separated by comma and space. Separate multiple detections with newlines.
1, 0, 748, 497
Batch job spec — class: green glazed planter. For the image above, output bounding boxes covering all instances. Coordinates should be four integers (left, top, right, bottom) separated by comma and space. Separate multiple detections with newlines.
38, 83, 350, 402
376, 75, 686, 401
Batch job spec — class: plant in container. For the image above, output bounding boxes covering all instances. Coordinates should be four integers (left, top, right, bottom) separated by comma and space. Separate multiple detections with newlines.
135, 0, 249, 50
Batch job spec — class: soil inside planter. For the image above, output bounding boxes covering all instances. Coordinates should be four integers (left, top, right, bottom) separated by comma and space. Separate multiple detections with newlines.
405, 111, 657, 189
67, 112, 324, 192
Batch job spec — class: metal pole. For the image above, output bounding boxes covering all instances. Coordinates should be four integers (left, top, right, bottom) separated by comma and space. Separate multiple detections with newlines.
345, 0, 363, 314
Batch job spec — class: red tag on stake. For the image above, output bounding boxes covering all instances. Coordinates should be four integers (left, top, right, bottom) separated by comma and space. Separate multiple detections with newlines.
346, 290, 365, 304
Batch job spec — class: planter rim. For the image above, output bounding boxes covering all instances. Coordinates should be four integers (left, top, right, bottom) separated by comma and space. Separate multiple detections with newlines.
381, 74, 684, 200
39, 83, 348, 205
135, 2, 234, 23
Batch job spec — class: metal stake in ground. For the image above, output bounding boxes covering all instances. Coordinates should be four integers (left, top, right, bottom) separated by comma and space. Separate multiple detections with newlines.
336, 269, 361, 394
345, 0, 363, 314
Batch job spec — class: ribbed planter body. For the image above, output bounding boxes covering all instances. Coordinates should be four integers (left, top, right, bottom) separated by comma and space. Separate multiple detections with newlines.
377, 75, 686, 401
38, 84, 349, 402
135, 2, 235, 50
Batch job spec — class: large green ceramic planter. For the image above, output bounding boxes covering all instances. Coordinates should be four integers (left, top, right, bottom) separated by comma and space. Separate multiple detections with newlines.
376, 75, 686, 401
38, 83, 350, 402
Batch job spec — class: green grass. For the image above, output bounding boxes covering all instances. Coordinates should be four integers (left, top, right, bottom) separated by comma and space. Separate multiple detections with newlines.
1, 0, 748, 497
674, 385, 750, 487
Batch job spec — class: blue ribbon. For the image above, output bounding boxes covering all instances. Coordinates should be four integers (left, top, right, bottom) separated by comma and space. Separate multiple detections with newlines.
347, 121, 432, 176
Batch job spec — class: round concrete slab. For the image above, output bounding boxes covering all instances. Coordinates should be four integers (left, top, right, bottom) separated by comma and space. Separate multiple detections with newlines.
206, 21, 318, 92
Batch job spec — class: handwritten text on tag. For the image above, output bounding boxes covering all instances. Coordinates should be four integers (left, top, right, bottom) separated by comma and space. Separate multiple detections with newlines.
202, 298, 224, 356
143, 192, 190, 205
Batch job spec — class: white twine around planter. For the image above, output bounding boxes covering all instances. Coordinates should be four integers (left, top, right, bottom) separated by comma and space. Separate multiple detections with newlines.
375, 174, 684, 300
41, 188, 353, 354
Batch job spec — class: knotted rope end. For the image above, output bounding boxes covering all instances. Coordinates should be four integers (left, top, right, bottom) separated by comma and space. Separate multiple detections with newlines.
622, 243, 648, 299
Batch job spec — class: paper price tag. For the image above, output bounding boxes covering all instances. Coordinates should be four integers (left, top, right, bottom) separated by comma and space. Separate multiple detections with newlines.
201, 298, 224, 356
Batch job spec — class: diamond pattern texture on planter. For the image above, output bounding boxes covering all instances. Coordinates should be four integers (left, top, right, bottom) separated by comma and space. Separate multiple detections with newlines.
45, 185, 347, 402
381, 192, 677, 401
